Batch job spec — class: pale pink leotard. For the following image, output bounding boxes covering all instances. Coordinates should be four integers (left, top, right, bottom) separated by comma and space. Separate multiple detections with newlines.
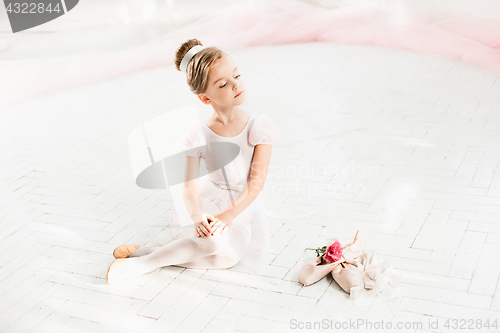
171, 113, 280, 265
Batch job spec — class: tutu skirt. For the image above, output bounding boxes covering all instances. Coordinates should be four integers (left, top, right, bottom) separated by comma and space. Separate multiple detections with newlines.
168, 176, 270, 267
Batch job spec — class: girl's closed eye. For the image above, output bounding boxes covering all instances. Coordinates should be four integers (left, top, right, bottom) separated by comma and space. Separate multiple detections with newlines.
220, 74, 241, 88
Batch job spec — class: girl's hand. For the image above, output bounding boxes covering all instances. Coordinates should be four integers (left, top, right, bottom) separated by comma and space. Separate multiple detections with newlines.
191, 211, 216, 238
210, 211, 235, 235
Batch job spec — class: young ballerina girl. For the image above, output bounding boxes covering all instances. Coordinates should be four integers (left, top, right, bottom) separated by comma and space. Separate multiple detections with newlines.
106, 39, 280, 284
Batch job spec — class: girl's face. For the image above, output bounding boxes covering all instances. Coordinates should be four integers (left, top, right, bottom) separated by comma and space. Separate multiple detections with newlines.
198, 55, 246, 107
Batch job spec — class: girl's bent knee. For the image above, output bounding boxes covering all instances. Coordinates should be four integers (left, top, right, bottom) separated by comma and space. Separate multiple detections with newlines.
222, 255, 240, 269
199, 232, 229, 255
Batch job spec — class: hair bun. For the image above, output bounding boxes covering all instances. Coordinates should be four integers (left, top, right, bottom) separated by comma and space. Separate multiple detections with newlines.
174, 39, 204, 72
173, 39, 225, 96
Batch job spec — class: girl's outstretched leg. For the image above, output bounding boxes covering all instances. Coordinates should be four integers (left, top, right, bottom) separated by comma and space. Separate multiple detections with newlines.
173, 249, 238, 270
129, 246, 162, 257
107, 232, 229, 283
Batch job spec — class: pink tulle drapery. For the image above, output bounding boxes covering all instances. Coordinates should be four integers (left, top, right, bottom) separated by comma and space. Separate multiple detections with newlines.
1, 0, 499, 107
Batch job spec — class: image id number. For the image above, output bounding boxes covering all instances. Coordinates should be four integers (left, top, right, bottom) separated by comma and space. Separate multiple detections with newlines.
444, 318, 498, 330
6, 2, 62, 14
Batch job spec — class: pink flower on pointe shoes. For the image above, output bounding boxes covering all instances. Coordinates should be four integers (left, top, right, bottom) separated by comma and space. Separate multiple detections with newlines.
297, 230, 365, 287
323, 240, 342, 263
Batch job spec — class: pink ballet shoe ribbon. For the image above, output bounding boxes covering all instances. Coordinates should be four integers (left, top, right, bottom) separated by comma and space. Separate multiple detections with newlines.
346, 252, 402, 302
340, 246, 358, 266
338, 230, 365, 265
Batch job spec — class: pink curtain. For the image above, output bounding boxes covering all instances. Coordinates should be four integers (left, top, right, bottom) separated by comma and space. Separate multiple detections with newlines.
1, 0, 499, 107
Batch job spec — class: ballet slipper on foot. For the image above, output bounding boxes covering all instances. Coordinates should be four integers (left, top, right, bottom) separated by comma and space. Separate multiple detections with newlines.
106, 259, 128, 284
298, 256, 345, 286
331, 263, 364, 294
113, 243, 162, 259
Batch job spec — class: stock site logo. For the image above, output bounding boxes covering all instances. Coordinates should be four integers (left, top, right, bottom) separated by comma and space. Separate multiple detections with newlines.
4, 0, 79, 33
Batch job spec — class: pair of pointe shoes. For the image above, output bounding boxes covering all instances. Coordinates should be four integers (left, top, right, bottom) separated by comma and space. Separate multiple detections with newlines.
106, 242, 162, 284
331, 261, 365, 294
297, 231, 365, 289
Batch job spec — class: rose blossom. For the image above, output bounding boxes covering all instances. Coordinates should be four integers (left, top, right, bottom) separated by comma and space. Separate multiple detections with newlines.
323, 240, 342, 263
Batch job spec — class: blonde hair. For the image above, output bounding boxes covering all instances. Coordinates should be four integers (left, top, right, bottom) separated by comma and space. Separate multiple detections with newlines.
174, 38, 226, 95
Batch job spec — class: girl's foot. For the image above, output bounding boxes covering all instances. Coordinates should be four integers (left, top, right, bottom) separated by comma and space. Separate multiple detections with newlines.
106, 259, 128, 284
113, 243, 162, 259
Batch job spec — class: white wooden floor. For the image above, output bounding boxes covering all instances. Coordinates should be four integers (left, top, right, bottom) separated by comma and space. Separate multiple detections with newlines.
1, 40, 500, 333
